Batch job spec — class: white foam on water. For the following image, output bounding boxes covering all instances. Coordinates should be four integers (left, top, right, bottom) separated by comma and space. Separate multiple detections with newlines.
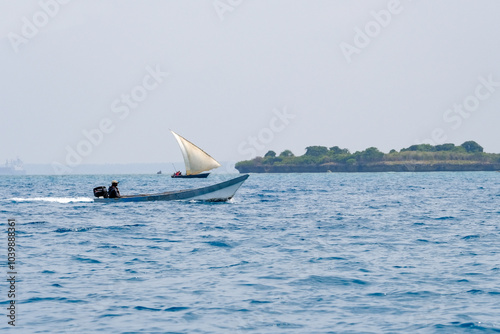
10, 197, 94, 203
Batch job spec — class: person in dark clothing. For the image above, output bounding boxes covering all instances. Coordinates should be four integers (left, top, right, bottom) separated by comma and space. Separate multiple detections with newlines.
108, 180, 121, 198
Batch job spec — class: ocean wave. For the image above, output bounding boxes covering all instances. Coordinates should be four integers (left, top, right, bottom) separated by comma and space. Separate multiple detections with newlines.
10, 197, 93, 203
2, 172, 499, 333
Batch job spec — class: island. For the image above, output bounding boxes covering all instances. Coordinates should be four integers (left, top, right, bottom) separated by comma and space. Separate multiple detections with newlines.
235, 141, 500, 173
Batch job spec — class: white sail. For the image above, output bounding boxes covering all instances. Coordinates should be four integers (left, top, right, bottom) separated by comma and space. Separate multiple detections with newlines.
171, 130, 221, 175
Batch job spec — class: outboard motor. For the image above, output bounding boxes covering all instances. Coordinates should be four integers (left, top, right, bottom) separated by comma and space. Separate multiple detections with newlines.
93, 186, 108, 198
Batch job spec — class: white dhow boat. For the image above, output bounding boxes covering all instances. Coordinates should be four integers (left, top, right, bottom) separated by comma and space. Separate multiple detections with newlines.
170, 130, 221, 178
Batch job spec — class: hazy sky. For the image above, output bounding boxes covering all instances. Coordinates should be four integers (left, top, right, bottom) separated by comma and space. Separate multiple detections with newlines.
1, 0, 499, 171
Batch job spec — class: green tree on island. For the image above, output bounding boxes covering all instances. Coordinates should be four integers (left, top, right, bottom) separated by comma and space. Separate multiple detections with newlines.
401, 144, 435, 152
279, 150, 294, 157
355, 147, 384, 162
435, 143, 456, 151
305, 146, 329, 156
461, 141, 483, 153
329, 146, 350, 154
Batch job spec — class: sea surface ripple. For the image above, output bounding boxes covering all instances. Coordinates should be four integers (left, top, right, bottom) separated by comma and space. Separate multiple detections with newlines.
0, 172, 499, 333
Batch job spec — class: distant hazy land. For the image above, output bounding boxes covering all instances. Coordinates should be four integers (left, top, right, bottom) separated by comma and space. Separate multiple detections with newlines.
235, 141, 500, 173
21, 162, 237, 175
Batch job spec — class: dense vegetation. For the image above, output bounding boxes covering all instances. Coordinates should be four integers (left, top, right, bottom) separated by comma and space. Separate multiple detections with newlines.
235, 141, 500, 173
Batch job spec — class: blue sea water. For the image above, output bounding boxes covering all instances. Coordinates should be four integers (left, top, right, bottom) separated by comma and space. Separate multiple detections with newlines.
0, 172, 499, 333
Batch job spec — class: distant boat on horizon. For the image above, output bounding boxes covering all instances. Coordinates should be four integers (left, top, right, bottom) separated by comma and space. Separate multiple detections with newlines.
0, 158, 26, 175
170, 130, 221, 179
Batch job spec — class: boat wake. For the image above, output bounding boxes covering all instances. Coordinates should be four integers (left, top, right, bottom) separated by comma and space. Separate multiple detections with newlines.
10, 197, 94, 203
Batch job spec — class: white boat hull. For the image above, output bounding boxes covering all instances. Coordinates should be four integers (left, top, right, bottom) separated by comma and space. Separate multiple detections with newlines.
94, 175, 249, 203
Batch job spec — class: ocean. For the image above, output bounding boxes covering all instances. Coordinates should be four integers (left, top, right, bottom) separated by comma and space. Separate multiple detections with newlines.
1, 172, 499, 333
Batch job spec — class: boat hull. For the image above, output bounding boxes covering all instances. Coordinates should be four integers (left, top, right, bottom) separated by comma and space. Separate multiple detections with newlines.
94, 174, 249, 203
171, 173, 209, 178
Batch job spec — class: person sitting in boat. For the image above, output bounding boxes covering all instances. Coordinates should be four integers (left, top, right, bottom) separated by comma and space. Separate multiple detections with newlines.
108, 180, 121, 198
174, 171, 182, 176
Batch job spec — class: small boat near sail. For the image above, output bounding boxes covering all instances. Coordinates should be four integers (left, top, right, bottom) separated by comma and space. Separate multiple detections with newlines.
170, 130, 221, 178
93, 174, 249, 203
